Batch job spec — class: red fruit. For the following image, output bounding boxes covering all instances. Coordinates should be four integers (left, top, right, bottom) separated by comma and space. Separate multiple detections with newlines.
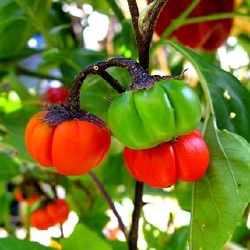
42, 86, 69, 104
25, 111, 111, 176
123, 130, 209, 188
30, 208, 54, 230
172, 130, 210, 182
46, 199, 70, 224
13, 188, 38, 205
30, 199, 70, 230
150, 0, 235, 51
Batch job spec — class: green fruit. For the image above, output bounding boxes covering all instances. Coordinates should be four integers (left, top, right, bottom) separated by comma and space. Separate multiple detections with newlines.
108, 79, 201, 149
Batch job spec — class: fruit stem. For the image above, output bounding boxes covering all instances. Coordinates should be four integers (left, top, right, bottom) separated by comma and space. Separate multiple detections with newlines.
128, 181, 144, 250
66, 57, 148, 110
127, 0, 169, 71
89, 171, 128, 240
60, 223, 65, 238
126, 1, 170, 249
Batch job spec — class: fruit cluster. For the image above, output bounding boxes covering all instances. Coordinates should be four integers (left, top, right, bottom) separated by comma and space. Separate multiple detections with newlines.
25, 58, 210, 188
30, 199, 70, 230
124, 130, 209, 188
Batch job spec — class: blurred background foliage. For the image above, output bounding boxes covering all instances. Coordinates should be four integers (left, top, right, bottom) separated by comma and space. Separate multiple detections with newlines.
0, 0, 249, 249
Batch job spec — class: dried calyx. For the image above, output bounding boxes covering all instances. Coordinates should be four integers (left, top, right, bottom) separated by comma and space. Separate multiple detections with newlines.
43, 105, 107, 127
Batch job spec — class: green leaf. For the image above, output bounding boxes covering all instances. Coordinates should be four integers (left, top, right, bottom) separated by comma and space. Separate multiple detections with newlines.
42, 48, 108, 80
0, 0, 51, 58
79, 75, 112, 119
107, 240, 128, 250
61, 223, 112, 250
48, 24, 75, 49
166, 40, 250, 143
190, 117, 250, 249
0, 105, 40, 162
0, 238, 52, 250
0, 152, 19, 181
77, 0, 110, 14
0, 48, 40, 62
166, 41, 250, 249
143, 220, 169, 250
79, 66, 131, 120
231, 219, 250, 247
7, 71, 31, 100
95, 152, 135, 197
166, 226, 189, 250
113, 19, 138, 59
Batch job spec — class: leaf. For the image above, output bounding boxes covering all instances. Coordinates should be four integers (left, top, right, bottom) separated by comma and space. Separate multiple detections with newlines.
114, 19, 138, 59
231, 219, 250, 247
0, 238, 52, 250
190, 117, 250, 249
79, 75, 112, 119
0, 0, 50, 58
7, 71, 31, 100
61, 223, 112, 250
77, 0, 110, 14
0, 152, 19, 181
0, 105, 40, 162
166, 40, 250, 143
142, 220, 170, 250
0, 48, 40, 62
79, 66, 131, 120
107, 240, 128, 250
42, 48, 108, 80
164, 41, 250, 249
48, 24, 75, 49
166, 226, 189, 250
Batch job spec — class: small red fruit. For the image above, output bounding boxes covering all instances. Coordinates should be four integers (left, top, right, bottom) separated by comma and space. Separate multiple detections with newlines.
42, 86, 69, 104
25, 111, 111, 175
30, 199, 70, 230
30, 208, 54, 230
46, 199, 70, 224
123, 130, 209, 188
13, 188, 38, 205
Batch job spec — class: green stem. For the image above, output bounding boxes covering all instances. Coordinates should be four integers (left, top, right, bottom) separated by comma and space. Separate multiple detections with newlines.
25, 205, 31, 240
184, 12, 248, 25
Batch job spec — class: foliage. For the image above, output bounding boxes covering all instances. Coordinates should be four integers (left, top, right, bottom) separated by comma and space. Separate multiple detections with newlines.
0, 0, 250, 250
